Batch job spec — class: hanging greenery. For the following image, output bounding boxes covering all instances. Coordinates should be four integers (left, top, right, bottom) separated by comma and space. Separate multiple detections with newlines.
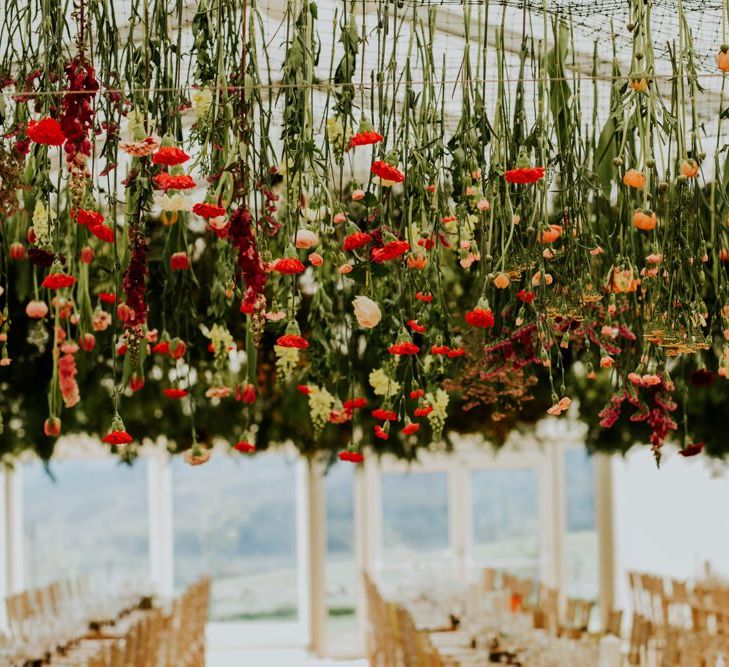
1, 0, 729, 464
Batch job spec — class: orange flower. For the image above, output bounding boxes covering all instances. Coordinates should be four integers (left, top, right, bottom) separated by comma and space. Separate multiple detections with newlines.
633, 209, 657, 231
537, 224, 563, 244
493, 272, 510, 289
718, 47, 729, 73
679, 159, 699, 178
407, 252, 427, 270
629, 76, 648, 92
622, 169, 645, 189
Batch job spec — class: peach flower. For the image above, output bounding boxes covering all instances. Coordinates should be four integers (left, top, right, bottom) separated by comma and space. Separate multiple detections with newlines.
352, 296, 381, 328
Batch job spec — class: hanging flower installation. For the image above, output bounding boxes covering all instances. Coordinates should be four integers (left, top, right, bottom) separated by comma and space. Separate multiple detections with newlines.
2, 0, 729, 465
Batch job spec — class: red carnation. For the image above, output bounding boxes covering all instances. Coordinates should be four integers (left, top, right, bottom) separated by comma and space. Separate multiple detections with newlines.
170, 252, 190, 271
504, 166, 545, 184
152, 146, 190, 166
163, 388, 189, 399
89, 224, 115, 243
447, 347, 466, 358
388, 341, 420, 355
153, 172, 196, 191
372, 408, 397, 421
99, 292, 116, 303
517, 289, 536, 304
415, 292, 433, 303
276, 334, 309, 349
102, 430, 133, 445
297, 384, 313, 395
465, 307, 495, 328
343, 398, 367, 410
374, 425, 389, 440
414, 405, 433, 417
343, 232, 373, 252
348, 130, 383, 149
372, 240, 410, 263
272, 257, 306, 274
431, 344, 450, 355
74, 209, 105, 227
27, 118, 66, 146
234, 441, 256, 454
371, 160, 404, 183
42, 272, 76, 290
410, 389, 425, 399
407, 320, 426, 333
339, 450, 365, 463
193, 202, 226, 219
237, 383, 257, 404
402, 422, 421, 435
152, 341, 170, 355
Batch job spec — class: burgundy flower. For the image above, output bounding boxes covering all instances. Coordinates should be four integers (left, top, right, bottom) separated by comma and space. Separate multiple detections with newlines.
122, 231, 148, 327
28, 248, 56, 267
679, 442, 704, 457
228, 206, 267, 315
59, 57, 98, 162
690, 369, 715, 387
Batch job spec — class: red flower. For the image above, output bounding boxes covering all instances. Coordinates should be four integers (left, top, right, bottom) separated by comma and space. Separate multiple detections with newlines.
152, 146, 190, 166
169, 339, 187, 359
517, 289, 536, 304
372, 408, 397, 421
102, 430, 133, 445
374, 425, 389, 440
272, 257, 306, 274
343, 398, 367, 410
431, 345, 450, 355
339, 450, 365, 463
89, 224, 115, 243
153, 172, 196, 191
237, 383, 256, 404
74, 209, 105, 228
414, 405, 433, 417
410, 389, 425, 399
163, 388, 188, 399
235, 441, 256, 454
9, 243, 25, 261
348, 130, 383, 149
371, 160, 404, 183
152, 341, 170, 355
679, 442, 704, 457
297, 384, 312, 395
44, 417, 62, 437
388, 341, 420, 355
372, 240, 410, 263
465, 308, 495, 328
170, 252, 190, 271
418, 237, 435, 250
193, 202, 226, 219
99, 292, 116, 303
504, 166, 545, 184
42, 272, 76, 290
343, 232, 373, 251
276, 334, 309, 349
407, 320, 426, 333
402, 422, 421, 435
447, 347, 466, 358
415, 292, 433, 303
27, 118, 66, 146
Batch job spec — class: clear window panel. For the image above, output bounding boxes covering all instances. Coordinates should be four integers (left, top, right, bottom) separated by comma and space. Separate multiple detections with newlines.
171, 452, 299, 623
325, 462, 357, 655
23, 458, 149, 589
470, 468, 539, 578
380, 471, 450, 584
564, 449, 598, 600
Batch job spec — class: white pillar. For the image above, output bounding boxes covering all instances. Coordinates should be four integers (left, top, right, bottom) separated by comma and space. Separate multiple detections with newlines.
303, 458, 326, 656
354, 463, 371, 651
147, 447, 174, 597
596, 453, 616, 626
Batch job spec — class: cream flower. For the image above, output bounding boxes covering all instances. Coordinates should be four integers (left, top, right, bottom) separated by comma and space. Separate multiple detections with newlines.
157, 193, 192, 212
295, 228, 319, 249
192, 89, 213, 119
369, 368, 400, 398
353, 296, 381, 328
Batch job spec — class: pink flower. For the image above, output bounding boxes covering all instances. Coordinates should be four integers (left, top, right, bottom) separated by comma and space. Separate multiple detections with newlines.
295, 229, 318, 249
26, 300, 48, 319
309, 252, 324, 267
351, 189, 365, 201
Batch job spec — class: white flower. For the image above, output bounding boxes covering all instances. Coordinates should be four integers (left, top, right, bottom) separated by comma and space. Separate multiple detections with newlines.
157, 193, 192, 212
32, 200, 53, 247
369, 368, 400, 398
353, 296, 381, 329
295, 228, 319, 249
192, 89, 213, 119
300, 206, 328, 224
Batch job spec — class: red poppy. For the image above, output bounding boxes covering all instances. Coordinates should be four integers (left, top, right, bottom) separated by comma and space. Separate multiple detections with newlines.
234, 441, 256, 454
152, 341, 170, 355
372, 240, 410, 263
447, 347, 466, 358
74, 209, 105, 227
276, 334, 309, 349
272, 257, 306, 274
372, 408, 397, 421
192, 202, 226, 219
170, 252, 190, 271
101, 430, 133, 445
343, 232, 373, 251
153, 172, 196, 191
99, 292, 116, 303
410, 389, 425, 400
402, 422, 421, 435
374, 425, 389, 440
27, 118, 66, 146
297, 384, 312, 395
414, 405, 433, 417
465, 307, 495, 328
415, 292, 433, 303
42, 272, 76, 290
517, 289, 536, 304
504, 166, 545, 184
89, 224, 115, 243
152, 146, 190, 166
339, 450, 365, 463
371, 160, 404, 183
343, 397, 367, 410
348, 130, 383, 149
431, 344, 450, 355
388, 341, 420, 355
679, 442, 704, 457
407, 320, 426, 333
163, 388, 189, 399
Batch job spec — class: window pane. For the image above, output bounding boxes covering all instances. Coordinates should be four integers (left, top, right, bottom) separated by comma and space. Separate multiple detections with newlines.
381, 471, 449, 582
23, 458, 149, 589
471, 468, 539, 577
172, 453, 299, 623
325, 463, 357, 655
564, 449, 598, 599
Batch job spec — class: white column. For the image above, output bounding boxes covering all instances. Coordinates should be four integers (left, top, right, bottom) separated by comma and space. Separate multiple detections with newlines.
448, 458, 471, 583
537, 427, 565, 593
0, 466, 23, 630
596, 453, 616, 625
303, 458, 326, 657
147, 447, 174, 597
354, 463, 371, 652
